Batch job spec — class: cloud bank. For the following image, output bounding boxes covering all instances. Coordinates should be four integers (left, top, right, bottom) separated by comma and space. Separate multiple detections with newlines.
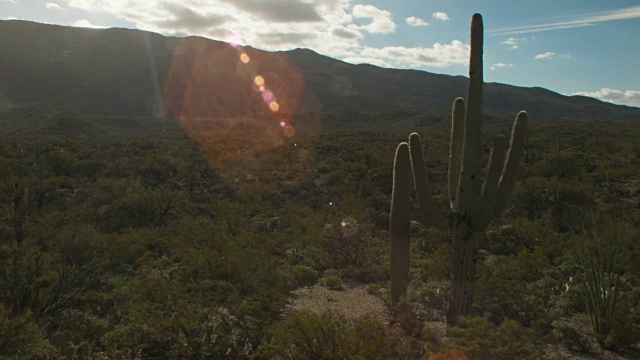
573, 88, 640, 107
59, 0, 468, 70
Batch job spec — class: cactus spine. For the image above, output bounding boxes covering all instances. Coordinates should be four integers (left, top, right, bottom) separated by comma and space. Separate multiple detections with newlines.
389, 13, 528, 326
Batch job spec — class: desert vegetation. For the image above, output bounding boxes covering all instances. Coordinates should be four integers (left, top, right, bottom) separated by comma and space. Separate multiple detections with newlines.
1, 13, 640, 360
1, 103, 639, 359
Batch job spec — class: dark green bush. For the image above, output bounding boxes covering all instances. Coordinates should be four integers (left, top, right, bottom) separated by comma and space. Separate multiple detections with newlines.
292, 265, 318, 287
256, 311, 420, 359
447, 316, 543, 360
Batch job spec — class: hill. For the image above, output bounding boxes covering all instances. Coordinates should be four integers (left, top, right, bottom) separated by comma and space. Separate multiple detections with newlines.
1, 20, 639, 121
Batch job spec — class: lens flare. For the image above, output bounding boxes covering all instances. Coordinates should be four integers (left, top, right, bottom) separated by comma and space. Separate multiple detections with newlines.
161, 35, 320, 174
262, 90, 274, 102
284, 125, 295, 137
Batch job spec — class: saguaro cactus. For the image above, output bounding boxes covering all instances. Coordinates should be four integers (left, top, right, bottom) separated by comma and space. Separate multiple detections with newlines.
389, 13, 528, 326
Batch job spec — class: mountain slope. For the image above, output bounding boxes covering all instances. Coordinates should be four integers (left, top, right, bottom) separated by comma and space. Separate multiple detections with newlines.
1, 20, 639, 120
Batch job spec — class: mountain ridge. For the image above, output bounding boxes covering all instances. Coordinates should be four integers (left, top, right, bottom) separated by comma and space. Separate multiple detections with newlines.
1, 19, 639, 121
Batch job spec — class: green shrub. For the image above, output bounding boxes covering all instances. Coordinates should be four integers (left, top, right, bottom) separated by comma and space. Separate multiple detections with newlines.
551, 325, 591, 352
447, 316, 543, 360
365, 283, 381, 295
256, 311, 420, 359
574, 216, 633, 349
320, 275, 343, 290
292, 265, 318, 287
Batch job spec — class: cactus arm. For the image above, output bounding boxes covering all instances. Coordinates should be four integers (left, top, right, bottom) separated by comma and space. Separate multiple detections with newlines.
448, 98, 465, 211
408, 133, 450, 229
457, 13, 484, 219
471, 135, 506, 232
390, 142, 412, 304
494, 111, 528, 215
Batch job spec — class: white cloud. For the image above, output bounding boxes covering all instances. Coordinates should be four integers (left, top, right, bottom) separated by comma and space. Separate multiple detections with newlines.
46, 2, 63, 10
573, 88, 640, 107
71, 19, 106, 28
352, 4, 396, 34
534, 51, 555, 60
432, 12, 449, 21
500, 37, 524, 49
225, 0, 322, 23
490, 62, 515, 70
57, 0, 471, 69
406, 16, 428, 27
351, 40, 469, 68
489, 5, 640, 36
1, 0, 16, 3
341, 56, 391, 68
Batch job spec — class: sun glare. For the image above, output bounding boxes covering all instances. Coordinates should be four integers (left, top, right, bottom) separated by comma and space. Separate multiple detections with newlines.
161, 34, 319, 167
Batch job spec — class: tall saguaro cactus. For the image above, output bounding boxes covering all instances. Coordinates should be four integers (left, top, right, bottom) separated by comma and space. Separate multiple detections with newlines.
389, 13, 528, 326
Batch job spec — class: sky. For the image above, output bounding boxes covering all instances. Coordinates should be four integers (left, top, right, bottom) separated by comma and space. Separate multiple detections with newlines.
2, 0, 640, 108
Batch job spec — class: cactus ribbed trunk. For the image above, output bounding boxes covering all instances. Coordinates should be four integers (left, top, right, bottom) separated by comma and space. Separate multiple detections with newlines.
390, 143, 411, 304
448, 223, 478, 326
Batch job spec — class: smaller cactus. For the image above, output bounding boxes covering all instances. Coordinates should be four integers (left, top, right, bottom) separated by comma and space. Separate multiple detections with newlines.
390, 143, 411, 304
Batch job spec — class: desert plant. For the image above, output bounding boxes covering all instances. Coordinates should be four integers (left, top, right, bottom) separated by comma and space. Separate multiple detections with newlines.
446, 316, 543, 359
390, 13, 528, 326
575, 216, 632, 349
256, 310, 420, 359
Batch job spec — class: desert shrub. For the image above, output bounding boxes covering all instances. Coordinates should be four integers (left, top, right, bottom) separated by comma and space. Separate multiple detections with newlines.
416, 280, 450, 312
481, 224, 536, 255
0, 305, 54, 357
574, 216, 635, 350
387, 300, 426, 338
537, 150, 586, 180
414, 243, 451, 283
446, 316, 543, 360
551, 324, 591, 352
604, 299, 640, 350
320, 276, 343, 290
511, 177, 553, 220
550, 181, 596, 232
318, 269, 344, 290
321, 219, 370, 269
475, 247, 561, 330
366, 283, 381, 295
256, 310, 420, 359
291, 265, 318, 287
